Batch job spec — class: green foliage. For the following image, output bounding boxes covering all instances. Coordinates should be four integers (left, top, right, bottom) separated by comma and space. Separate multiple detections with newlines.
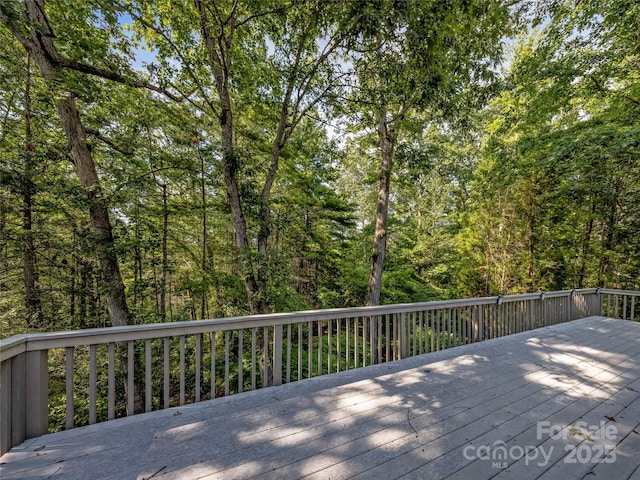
1, 0, 638, 344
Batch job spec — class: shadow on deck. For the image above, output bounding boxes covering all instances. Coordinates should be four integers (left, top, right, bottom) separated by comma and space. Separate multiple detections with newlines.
1, 316, 640, 480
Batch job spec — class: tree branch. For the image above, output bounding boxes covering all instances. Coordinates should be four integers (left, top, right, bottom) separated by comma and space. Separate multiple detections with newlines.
85, 128, 134, 155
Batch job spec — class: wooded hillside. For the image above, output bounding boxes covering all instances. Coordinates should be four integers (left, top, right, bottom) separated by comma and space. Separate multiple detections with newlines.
1, 0, 638, 335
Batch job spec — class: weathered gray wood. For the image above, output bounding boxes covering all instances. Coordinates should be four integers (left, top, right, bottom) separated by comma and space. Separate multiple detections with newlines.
327, 320, 332, 373
251, 328, 256, 390
89, 345, 97, 424
127, 341, 134, 415
195, 334, 201, 401
297, 323, 302, 379
2, 316, 639, 480
210, 333, 216, 399
145, 340, 151, 412
178, 336, 185, 406
163, 337, 170, 407
236, 330, 242, 392
224, 331, 230, 395
286, 323, 291, 380
273, 324, 282, 386
65, 347, 74, 429
108, 343, 115, 419
0, 358, 12, 455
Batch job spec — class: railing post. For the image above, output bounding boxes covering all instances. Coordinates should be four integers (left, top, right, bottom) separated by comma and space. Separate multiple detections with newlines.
595, 288, 602, 317
11, 353, 26, 448
272, 324, 283, 386
0, 357, 13, 455
369, 315, 377, 365
26, 350, 48, 439
529, 299, 535, 330
400, 312, 408, 359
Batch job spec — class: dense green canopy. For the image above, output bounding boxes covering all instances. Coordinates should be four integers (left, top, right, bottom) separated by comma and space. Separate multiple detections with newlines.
1, 0, 638, 335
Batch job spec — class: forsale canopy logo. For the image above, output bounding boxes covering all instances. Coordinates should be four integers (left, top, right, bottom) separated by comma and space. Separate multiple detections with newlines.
462, 420, 618, 468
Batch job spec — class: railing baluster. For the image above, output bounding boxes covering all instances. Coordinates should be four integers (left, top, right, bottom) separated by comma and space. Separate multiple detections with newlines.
179, 336, 185, 405
224, 331, 230, 395
273, 325, 282, 386
412, 312, 417, 355
128, 341, 134, 415
429, 310, 434, 351
263, 326, 269, 386
385, 314, 390, 361
328, 319, 333, 374
65, 347, 74, 429
463, 307, 467, 344
434, 310, 440, 351
145, 340, 151, 413
196, 334, 202, 401
336, 319, 341, 373
286, 323, 292, 382
210, 332, 216, 398
623, 295, 628, 320
363, 316, 367, 367
164, 338, 170, 408
377, 315, 382, 362
89, 345, 96, 424
297, 323, 302, 380
344, 318, 351, 370
108, 343, 115, 420
251, 328, 256, 389
355, 318, 360, 368
238, 329, 243, 392
308, 321, 312, 378
317, 321, 323, 375
631, 297, 636, 321
418, 311, 423, 354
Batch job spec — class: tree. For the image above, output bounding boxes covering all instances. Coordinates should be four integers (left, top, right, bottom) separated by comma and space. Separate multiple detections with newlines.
344, 0, 511, 305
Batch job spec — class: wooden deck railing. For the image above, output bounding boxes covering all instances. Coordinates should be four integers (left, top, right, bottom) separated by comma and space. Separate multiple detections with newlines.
1, 287, 638, 454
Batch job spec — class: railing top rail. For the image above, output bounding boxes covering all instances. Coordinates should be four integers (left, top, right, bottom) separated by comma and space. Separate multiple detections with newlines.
599, 288, 640, 296
0, 287, 609, 357
0, 335, 28, 363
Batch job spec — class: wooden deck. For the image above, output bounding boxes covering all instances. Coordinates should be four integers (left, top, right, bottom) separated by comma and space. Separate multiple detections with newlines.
1, 316, 640, 480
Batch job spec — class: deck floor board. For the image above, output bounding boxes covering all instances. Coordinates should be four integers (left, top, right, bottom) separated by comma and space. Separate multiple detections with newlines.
1, 316, 639, 480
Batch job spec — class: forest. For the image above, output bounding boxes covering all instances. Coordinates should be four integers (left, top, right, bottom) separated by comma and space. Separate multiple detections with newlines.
1, 0, 639, 337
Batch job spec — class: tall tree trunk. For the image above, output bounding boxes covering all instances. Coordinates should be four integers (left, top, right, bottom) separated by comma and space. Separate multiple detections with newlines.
56, 96, 131, 326
160, 182, 168, 322
577, 199, 596, 288
367, 107, 395, 306
598, 179, 619, 286
200, 146, 209, 319
22, 54, 43, 328
5, 0, 130, 327
526, 201, 536, 292
196, 0, 264, 314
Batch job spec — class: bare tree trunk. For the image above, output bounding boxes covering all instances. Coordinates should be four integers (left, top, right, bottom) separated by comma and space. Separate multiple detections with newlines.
56, 96, 131, 326
527, 202, 536, 292
160, 182, 168, 321
367, 107, 395, 306
577, 199, 596, 288
199, 146, 209, 319
22, 54, 43, 328
196, 0, 264, 314
4, 0, 131, 327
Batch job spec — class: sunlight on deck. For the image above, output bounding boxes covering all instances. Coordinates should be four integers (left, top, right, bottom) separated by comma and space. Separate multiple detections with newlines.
1, 316, 640, 480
